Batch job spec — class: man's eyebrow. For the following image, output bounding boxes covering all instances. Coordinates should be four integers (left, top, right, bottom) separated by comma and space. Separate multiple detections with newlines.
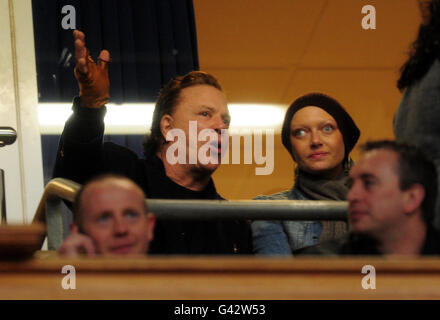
199, 105, 215, 111
359, 173, 377, 181
198, 105, 230, 121
97, 210, 111, 217
347, 173, 377, 184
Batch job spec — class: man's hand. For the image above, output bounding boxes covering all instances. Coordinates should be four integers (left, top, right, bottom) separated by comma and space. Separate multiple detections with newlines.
58, 225, 97, 257
74, 30, 110, 109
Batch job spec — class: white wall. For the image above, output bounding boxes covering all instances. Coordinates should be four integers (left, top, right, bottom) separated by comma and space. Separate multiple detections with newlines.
0, 0, 44, 224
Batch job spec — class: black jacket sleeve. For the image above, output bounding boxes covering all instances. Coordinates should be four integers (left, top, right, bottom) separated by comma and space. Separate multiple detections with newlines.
53, 97, 143, 185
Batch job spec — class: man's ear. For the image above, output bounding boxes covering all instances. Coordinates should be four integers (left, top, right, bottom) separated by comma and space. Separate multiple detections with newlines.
146, 213, 156, 241
403, 184, 425, 215
160, 114, 174, 142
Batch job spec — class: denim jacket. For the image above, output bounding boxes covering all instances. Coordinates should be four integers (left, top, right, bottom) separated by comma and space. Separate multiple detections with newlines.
251, 186, 323, 255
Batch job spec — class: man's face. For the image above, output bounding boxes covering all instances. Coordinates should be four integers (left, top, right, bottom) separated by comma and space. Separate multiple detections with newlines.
165, 84, 230, 173
80, 179, 155, 255
347, 149, 406, 238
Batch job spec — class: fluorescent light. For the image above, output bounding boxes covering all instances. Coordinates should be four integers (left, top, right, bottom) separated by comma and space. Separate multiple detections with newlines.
38, 103, 154, 134
38, 103, 286, 135
228, 104, 286, 130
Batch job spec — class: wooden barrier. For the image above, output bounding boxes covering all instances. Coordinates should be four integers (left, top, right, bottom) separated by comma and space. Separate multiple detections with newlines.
0, 252, 440, 299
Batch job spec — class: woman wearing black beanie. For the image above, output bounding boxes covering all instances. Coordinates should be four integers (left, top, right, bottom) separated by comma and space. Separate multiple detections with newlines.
252, 93, 360, 255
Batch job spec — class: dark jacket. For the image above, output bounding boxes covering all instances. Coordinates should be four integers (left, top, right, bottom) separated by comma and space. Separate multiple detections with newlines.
53, 97, 252, 255
394, 59, 440, 229
295, 225, 440, 256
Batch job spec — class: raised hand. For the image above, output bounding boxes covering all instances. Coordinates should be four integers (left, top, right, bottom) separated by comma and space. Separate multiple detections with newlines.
73, 30, 111, 109
57, 225, 97, 257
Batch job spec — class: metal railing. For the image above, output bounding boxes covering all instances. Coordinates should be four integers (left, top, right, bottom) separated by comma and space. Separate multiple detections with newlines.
0, 170, 6, 224
32, 178, 348, 250
0, 126, 18, 223
32, 178, 81, 249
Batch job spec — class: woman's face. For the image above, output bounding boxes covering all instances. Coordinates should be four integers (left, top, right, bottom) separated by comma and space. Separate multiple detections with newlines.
289, 106, 345, 178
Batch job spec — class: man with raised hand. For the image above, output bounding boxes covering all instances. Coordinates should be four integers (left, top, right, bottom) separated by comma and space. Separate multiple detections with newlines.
54, 30, 252, 255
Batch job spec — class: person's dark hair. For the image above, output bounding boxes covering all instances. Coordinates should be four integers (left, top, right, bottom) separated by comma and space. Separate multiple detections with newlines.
281, 93, 360, 168
73, 174, 147, 230
361, 140, 438, 223
398, 0, 440, 90
142, 71, 223, 156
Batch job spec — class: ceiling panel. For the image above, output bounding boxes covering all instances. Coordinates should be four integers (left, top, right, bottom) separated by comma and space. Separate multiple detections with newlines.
194, 0, 326, 68
203, 67, 293, 103
301, 0, 422, 68
194, 0, 422, 104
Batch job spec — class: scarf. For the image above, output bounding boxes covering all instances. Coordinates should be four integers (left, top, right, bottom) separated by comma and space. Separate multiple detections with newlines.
295, 168, 349, 243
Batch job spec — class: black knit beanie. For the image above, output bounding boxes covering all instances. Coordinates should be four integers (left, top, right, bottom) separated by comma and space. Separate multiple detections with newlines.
281, 93, 360, 162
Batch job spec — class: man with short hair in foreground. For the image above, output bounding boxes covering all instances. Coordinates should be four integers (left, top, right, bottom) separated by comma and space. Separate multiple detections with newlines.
58, 175, 155, 257
298, 140, 440, 255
